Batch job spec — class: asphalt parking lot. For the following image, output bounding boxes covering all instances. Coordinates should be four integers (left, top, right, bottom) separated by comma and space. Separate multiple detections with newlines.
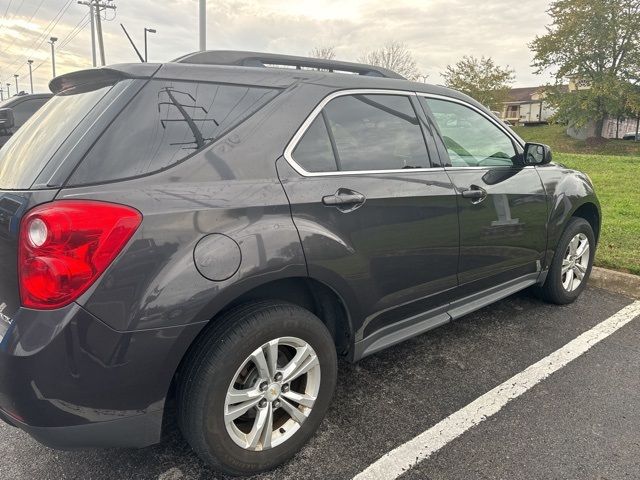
1, 286, 638, 480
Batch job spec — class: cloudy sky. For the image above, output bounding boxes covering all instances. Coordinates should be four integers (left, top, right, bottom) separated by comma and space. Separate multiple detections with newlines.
0, 0, 555, 94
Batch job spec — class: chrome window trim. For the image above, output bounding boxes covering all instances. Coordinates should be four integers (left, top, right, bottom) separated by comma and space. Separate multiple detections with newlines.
283, 88, 442, 177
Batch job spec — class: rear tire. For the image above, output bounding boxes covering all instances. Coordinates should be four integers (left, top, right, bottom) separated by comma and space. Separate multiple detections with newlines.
177, 301, 337, 476
536, 217, 595, 305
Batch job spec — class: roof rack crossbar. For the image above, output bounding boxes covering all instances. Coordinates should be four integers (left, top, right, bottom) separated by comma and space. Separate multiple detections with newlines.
172, 51, 405, 80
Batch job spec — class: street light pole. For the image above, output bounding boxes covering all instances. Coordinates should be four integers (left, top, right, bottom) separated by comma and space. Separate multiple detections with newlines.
13, 74, 19, 94
144, 27, 156, 62
199, 0, 206, 51
49, 37, 58, 78
6, 83, 11, 98
27, 60, 34, 94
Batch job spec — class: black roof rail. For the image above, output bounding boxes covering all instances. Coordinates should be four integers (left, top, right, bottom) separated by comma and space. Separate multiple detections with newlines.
172, 50, 406, 80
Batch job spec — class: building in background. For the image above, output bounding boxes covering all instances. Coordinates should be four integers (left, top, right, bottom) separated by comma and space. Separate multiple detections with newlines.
501, 85, 567, 125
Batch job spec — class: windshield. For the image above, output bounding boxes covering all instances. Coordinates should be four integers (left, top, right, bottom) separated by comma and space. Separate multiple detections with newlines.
0, 84, 112, 190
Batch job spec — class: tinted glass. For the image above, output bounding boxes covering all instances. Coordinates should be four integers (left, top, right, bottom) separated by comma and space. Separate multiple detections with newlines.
425, 98, 517, 167
323, 94, 429, 171
12, 98, 49, 127
0, 86, 112, 190
69, 80, 279, 185
292, 116, 337, 172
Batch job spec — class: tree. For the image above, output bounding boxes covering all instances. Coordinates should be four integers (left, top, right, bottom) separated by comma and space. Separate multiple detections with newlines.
358, 41, 420, 81
441, 56, 515, 110
309, 46, 336, 60
530, 0, 640, 137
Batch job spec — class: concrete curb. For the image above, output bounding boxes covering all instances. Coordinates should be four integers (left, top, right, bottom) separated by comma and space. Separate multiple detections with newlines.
590, 266, 640, 299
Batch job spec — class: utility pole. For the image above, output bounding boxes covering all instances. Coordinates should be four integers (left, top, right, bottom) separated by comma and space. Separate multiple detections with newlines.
199, 0, 206, 51
13, 75, 18, 94
49, 37, 58, 78
144, 27, 156, 62
78, 1, 116, 67
27, 60, 34, 93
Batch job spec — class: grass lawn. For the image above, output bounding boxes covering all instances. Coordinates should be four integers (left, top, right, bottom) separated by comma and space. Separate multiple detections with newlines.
513, 123, 640, 157
515, 125, 640, 275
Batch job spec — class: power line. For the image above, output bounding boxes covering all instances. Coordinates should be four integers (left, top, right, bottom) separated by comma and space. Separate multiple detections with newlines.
1, 0, 75, 82
2, 0, 47, 56
31, 15, 90, 77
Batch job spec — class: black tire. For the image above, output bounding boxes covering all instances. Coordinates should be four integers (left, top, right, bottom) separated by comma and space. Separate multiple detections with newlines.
536, 217, 595, 304
177, 301, 337, 476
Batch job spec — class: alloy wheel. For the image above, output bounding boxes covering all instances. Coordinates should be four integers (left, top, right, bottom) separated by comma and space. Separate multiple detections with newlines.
561, 233, 590, 292
224, 336, 321, 451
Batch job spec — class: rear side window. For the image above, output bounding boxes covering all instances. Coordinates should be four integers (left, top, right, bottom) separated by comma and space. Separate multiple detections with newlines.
0, 85, 112, 190
291, 94, 429, 173
69, 80, 279, 185
292, 116, 337, 172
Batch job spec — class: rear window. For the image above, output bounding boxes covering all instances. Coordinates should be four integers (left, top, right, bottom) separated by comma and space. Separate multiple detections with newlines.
68, 80, 280, 185
0, 85, 112, 190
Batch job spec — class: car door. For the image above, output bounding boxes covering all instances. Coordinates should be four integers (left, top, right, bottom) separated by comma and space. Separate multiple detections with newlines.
419, 95, 548, 296
277, 90, 460, 349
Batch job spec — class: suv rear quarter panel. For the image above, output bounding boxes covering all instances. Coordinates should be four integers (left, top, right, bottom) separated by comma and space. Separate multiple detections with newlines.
59, 84, 327, 332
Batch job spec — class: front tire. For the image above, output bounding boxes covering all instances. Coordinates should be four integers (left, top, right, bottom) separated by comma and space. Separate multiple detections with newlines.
177, 301, 337, 476
537, 217, 595, 304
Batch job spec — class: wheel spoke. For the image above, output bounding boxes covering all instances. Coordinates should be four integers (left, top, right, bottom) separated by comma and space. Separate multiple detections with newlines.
225, 396, 262, 423
280, 397, 307, 424
573, 266, 584, 280
563, 268, 574, 290
246, 404, 273, 450
562, 259, 572, 274
227, 386, 263, 404
576, 243, 590, 261
250, 347, 270, 380
282, 389, 317, 408
264, 339, 279, 378
281, 345, 319, 384
569, 236, 580, 255
568, 269, 575, 291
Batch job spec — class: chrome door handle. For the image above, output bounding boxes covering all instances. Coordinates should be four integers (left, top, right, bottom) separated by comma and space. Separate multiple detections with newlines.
461, 185, 487, 203
322, 188, 366, 212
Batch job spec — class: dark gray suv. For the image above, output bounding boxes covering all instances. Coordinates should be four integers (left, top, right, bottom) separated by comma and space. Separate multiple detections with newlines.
0, 51, 600, 476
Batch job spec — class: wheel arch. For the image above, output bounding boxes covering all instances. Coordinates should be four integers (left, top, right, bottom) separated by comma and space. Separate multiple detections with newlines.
164, 277, 354, 425
571, 202, 601, 244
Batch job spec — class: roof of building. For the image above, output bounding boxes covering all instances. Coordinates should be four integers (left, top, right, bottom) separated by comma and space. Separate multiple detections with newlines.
504, 85, 569, 104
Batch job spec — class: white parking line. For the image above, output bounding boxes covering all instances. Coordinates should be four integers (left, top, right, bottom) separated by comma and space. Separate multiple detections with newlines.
353, 300, 640, 480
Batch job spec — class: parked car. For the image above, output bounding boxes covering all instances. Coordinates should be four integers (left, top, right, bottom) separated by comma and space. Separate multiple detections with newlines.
0, 93, 52, 148
0, 51, 600, 476
622, 131, 639, 140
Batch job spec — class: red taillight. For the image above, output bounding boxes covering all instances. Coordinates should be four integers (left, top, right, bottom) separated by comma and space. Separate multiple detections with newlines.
19, 200, 142, 310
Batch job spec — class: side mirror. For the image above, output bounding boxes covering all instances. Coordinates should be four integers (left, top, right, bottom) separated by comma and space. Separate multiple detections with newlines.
0, 108, 15, 134
523, 142, 552, 165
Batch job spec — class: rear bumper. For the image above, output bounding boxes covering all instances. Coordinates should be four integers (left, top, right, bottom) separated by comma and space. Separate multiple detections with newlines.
0, 302, 203, 449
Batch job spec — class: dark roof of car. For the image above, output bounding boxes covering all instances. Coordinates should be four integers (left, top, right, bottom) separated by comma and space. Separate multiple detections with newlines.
49, 50, 489, 115
1, 93, 52, 107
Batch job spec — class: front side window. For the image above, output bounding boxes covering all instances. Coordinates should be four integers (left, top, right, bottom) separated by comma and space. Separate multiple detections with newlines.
424, 98, 517, 167
292, 93, 430, 173
69, 80, 280, 185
